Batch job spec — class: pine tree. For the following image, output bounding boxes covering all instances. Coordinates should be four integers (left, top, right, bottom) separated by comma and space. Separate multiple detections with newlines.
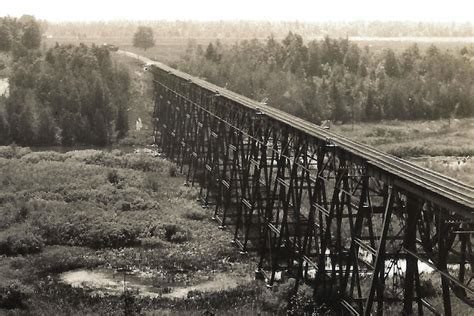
17, 105, 35, 145
37, 109, 56, 145
0, 111, 10, 145
383, 49, 400, 77
21, 19, 41, 49
116, 104, 129, 139
365, 89, 376, 121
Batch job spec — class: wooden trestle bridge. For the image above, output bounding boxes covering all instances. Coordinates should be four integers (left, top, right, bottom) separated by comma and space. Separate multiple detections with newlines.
146, 57, 474, 315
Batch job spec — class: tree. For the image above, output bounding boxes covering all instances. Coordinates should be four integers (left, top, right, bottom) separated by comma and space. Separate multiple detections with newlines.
0, 110, 10, 145
383, 49, 400, 77
37, 109, 57, 145
17, 105, 35, 145
0, 23, 12, 51
116, 104, 129, 139
306, 40, 322, 77
329, 80, 347, 122
343, 44, 361, 73
365, 89, 376, 121
132, 26, 155, 51
21, 19, 41, 49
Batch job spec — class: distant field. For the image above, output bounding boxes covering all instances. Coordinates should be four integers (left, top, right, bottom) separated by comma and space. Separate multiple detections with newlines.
333, 118, 474, 185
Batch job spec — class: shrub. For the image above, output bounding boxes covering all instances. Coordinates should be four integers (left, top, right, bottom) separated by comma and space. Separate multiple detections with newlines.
0, 281, 32, 309
33, 209, 143, 249
0, 224, 44, 255
20, 151, 66, 163
161, 224, 191, 243
170, 230, 191, 243
0, 145, 32, 159
121, 289, 142, 316
419, 279, 437, 298
143, 173, 160, 192
139, 237, 165, 248
168, 164, 178, 177
262, 278, 315, 314
178, 186, 199, 200
32, 246, 104, 274
0, 146, 17, 159
107, 169, 121, 185
183, 208, 207, 221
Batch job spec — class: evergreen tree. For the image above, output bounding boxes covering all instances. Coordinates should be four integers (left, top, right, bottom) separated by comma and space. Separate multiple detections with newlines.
330, 80, 347, 122
0, 111, 10, 144
365, 89, 376, 121
116, 104, 129, 139
0, 23, 12, 51
17, 105, 35, 145
132, 26, 155, 51
21, 19, 41, 49
383, 49, 400, 77
37, 109, 56, 145
306, 40, 322, 77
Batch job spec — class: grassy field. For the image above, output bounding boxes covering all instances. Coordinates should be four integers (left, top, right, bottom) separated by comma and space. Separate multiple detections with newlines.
332, 118, 474, 185
0, 146, 278, 314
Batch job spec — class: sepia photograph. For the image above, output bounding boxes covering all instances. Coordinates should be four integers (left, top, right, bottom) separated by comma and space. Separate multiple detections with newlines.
0, 0, 473, 314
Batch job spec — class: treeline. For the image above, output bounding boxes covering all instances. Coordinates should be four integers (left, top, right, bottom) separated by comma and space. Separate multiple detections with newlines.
0, 15, 42, 53
45, 21, 474, 39
178, 34, 474, 123
0, 43, 130, 146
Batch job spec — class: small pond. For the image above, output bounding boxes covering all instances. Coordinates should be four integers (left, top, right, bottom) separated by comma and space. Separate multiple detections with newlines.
60, 268, 251, 299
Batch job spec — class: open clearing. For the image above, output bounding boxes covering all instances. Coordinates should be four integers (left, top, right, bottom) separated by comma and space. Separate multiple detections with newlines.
333, 118, 474, 185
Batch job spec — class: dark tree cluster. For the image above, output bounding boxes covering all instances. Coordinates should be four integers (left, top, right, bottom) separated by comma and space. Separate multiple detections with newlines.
0, 15, 42, 56
0, 44, 130, 146
179, 33, 474, 124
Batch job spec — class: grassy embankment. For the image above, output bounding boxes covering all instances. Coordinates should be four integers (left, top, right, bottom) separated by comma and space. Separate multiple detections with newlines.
333, 118, 474, 185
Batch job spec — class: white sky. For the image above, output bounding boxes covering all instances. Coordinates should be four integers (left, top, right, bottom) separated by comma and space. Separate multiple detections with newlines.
1, 0, 473, 22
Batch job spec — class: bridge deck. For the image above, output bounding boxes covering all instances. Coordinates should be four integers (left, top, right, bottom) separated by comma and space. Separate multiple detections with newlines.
136, 53, 473, 216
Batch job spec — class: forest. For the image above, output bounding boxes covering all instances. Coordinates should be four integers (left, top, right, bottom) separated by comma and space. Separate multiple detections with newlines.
45, 20, 474, 39
177, 33, 474, 124
0, 16, 130, 146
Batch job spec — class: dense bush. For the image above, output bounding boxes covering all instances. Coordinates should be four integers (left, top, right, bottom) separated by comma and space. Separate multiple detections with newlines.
33, 209, 143, 248
161, 224, 192, 243
182, 207, 207, 221
31, 246, 104, 274
143, 173, 160, 192
0, 145, 31, 159
20, 151, 66, 163
0, 224, 44, 255
0, 281, 32, 309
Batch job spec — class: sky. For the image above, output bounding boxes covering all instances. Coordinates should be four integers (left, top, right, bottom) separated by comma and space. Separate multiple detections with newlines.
1, 0, 473, 22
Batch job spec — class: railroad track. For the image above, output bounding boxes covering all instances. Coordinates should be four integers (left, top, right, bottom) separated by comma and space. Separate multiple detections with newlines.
119, 50, 474, 216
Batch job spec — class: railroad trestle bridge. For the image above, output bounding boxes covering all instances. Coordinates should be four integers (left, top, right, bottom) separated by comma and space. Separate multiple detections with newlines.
148, 59, 474, 315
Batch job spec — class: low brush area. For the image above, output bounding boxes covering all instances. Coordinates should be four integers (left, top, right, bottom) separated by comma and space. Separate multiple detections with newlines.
333, 118, 474, 185
0, 145, 312, 315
